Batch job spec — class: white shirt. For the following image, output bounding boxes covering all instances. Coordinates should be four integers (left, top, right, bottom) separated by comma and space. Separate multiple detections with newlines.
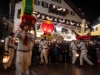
43, 40, 47, 48
78, 41, 87, 50
39, 41, 43, 48
70, 41, 77, 50
15, 28, 36, 51
5, 36, 14, 51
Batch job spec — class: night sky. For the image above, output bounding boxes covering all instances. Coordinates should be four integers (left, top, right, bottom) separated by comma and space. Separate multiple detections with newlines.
0, 0, 100, 21
0, 0, 10, 20
70, 0, 100, 19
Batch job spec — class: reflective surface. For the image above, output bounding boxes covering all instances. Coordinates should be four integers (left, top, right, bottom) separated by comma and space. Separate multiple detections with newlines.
0, 62, 100, 75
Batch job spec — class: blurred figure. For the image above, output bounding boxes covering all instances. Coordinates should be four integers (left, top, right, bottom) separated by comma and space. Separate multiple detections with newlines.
78, 39, 93, 65
95, 45, 100, 64
0, 40, 3, 60
4, 32, 15, 69
62, 41, 68, 63
15, 24, 36, 75
70, 40, 78, 64
93, 41, 99, 63
40, 37, 48, 65
88, 41, 94, 62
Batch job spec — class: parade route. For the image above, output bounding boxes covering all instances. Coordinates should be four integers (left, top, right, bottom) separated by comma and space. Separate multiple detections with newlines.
0, 62, 100, 75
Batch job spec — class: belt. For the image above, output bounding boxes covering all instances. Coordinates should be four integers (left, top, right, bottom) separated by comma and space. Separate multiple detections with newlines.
8, 46, 14, 49
72, 49, 77, 50
81, 49, 86, 50
43, 48, 48, 49
18, 50, 32, 52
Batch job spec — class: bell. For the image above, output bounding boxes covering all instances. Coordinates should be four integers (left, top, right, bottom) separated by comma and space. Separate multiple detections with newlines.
2, 55, 10, 64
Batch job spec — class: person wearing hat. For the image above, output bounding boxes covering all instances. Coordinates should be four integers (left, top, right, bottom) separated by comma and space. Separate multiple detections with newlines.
78, 39, 93, 65
4, 32, 15, 69
70, 39, 78, 64
15, 14, 37, 75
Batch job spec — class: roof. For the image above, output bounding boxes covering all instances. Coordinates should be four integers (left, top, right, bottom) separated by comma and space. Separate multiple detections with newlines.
63, 0, 85, 19
15, 0, 85, 19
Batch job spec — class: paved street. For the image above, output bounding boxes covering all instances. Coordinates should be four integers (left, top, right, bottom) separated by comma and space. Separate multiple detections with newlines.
0, 61, 100, 75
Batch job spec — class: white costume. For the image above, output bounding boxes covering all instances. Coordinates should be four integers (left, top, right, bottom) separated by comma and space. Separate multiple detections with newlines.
70, 41, 78, 64
39, 40, 43, 52
78, 41, 93, 65
4, 36, 14, 69
40, 40, 48, 64
15, 28, 36, 75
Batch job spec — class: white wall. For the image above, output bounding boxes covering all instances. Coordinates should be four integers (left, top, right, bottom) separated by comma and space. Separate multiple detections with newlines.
14, 0, 82, 29
34, 0, 81, 22
93, 23, 100, 31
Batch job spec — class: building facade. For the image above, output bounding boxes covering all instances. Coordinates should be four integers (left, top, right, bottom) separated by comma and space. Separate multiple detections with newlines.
13, 0, 87, 41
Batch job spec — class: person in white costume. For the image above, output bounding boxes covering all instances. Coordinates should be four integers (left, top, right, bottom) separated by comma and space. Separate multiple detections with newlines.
15, 23, 36, 75
40, 37, 48, 65
70, 39, 78, 64
78, 39, 93, 65
4, 32, 15, 69
39, 39, 44, 53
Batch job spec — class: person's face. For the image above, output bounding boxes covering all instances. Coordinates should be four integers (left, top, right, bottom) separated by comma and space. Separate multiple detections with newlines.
24, 25, 29, 31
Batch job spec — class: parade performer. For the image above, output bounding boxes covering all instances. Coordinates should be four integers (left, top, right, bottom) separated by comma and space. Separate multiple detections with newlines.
15, 14, 36, 75
38, 39, 44, 60
4, 32, 15, 69
78, 39, 93, 65
15, 0, 37, 75
70, 39, 78, 64
40, 37, 48, 65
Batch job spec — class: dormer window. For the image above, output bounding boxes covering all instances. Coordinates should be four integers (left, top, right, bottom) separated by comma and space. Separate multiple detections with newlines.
70, 11, 75, 16
34, 0, 40, 5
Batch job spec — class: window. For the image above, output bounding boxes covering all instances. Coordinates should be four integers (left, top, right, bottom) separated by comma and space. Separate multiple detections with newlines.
34, 0, 40, 5
70, 11, 75, 16
17, 9, 21, 19
41, 1, 48, 8
51, 0, 62, 3
66, 9, 69, 14
57, 0, 61, 3
96, 27, 98, 31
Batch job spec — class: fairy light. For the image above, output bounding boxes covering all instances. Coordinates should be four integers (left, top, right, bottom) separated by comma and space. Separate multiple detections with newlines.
70, 22, 74, 25
57, 7, 62, 11
46, 16, 53, 20
42, 15, 45, 19
63, 8, 66, 11
37, 14, 40, 18
53, 5, 56, 9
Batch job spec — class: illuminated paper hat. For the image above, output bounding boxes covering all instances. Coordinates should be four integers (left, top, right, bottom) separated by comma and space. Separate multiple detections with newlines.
19, 0, 37, 29
19, 14, 37, 28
